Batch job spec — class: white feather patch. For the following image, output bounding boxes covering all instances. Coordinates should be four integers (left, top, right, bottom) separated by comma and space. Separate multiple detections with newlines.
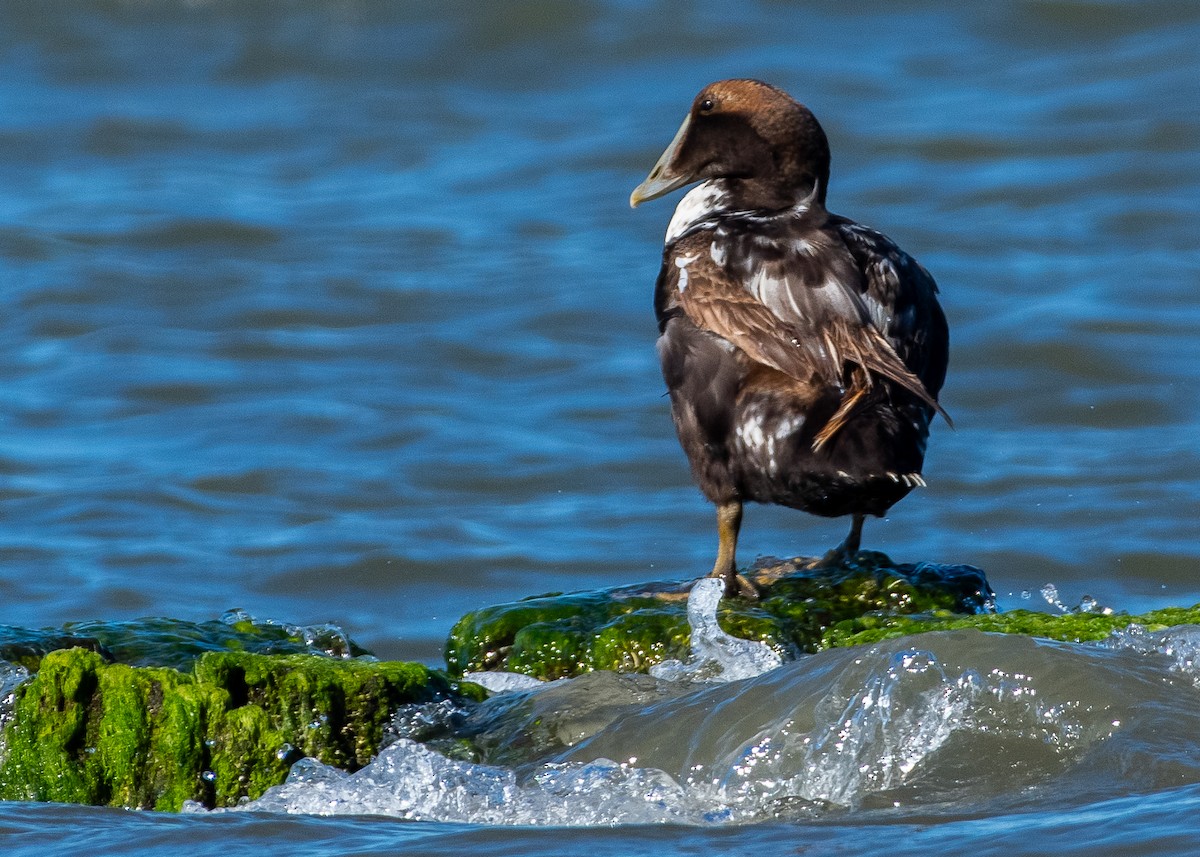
674, 253, 699, 292
665, 180, 729, 244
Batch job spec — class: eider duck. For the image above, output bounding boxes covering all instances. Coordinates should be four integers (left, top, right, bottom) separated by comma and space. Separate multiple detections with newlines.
631, 79, 950, 598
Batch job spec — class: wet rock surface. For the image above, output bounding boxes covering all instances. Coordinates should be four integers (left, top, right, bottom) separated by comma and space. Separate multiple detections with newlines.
445, 552, 994, 679
0, 648, 481, 810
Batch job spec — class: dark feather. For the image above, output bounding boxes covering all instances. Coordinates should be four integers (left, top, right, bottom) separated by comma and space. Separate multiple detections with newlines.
666, 211, 949, 433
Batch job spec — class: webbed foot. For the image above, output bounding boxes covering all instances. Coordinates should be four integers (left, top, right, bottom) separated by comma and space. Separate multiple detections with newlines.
708, 569, 760, 600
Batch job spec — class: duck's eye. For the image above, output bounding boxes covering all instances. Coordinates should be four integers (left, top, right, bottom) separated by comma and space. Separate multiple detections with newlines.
699, 98, 715, 113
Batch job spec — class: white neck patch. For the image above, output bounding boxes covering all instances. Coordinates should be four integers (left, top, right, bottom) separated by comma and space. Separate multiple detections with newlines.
665, 180, 729, 244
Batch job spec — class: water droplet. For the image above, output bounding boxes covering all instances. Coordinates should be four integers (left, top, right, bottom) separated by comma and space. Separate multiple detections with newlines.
1041, 583, 1068, 612
201, 770, 216, 783
276, 742, 294, 761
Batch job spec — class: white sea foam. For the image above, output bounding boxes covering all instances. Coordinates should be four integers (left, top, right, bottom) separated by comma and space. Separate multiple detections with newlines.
214, 740, 702, 825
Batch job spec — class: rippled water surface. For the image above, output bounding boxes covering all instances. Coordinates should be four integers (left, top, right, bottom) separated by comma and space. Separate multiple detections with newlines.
1, 0, 1199, 853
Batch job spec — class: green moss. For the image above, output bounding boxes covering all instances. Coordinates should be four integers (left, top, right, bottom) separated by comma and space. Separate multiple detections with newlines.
446, 556, 1200, 683
0, 649, 104, 804
445, 553, 993, 678
822, 605, 1200, 650
590, 609, 692, 674
0, 648, 482, 810
445, 583, 702, 679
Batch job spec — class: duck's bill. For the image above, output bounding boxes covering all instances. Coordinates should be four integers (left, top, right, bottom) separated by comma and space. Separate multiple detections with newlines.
630, 113, 695, 207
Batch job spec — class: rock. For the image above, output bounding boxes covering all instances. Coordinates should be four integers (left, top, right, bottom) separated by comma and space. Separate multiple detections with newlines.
445, 552, 993, 679
822, 604, 1200, 649
0, 648, 483, 810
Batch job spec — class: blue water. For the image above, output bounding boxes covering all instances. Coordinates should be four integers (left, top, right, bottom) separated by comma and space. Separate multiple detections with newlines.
1, 1, 1200, 853
7, 789, 1200, 857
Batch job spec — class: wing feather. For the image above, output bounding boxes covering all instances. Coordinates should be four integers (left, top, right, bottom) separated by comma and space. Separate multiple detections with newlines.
667, 223, 949, 425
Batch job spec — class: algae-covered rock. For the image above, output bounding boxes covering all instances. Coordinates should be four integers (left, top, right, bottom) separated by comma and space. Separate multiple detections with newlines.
0, 648, 483, 810
9, 555, 1200, 813
822, 605, 1200, 649
445, 552, 993, 679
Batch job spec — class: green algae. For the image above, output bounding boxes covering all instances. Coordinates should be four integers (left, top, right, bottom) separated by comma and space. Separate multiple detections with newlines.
445, 586, 699, 680
445, 552, 993, 678
0, 648, 483, 810
822, 605, 1200, 650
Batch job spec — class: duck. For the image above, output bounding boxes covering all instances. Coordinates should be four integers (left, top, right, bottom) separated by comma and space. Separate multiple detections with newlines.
630, 79, 950, 598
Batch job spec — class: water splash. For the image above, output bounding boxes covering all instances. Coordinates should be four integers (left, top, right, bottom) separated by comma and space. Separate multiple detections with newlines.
1039, 584, 1113, 616
1041, 583, 1069, 613
464, 671, 555, 693
220, 609, 357, 659
703, 645, 1099, 812
196, 580, 1187, 824
1101, 624, 1200, 685
211, 740, 703, 825
222, 631, 1134, 823
0, 661, 31, 730
386, 697, 473, 746
1091, 599, 1113, 615
776, 650, 972, 807
649, 578, 784, 683
0, 661, 29, 700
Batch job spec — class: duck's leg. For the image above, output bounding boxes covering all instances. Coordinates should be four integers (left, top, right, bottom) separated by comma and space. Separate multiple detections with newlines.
838, 512, 865, 557
810, 513, 865, 569
708, 500, 758, 599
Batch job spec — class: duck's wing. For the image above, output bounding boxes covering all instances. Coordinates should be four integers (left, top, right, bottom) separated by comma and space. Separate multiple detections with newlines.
835, 219, 950, 404
667, 226, 948, 421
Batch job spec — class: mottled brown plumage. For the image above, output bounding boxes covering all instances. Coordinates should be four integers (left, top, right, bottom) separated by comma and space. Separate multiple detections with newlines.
631, 79, 950, 597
